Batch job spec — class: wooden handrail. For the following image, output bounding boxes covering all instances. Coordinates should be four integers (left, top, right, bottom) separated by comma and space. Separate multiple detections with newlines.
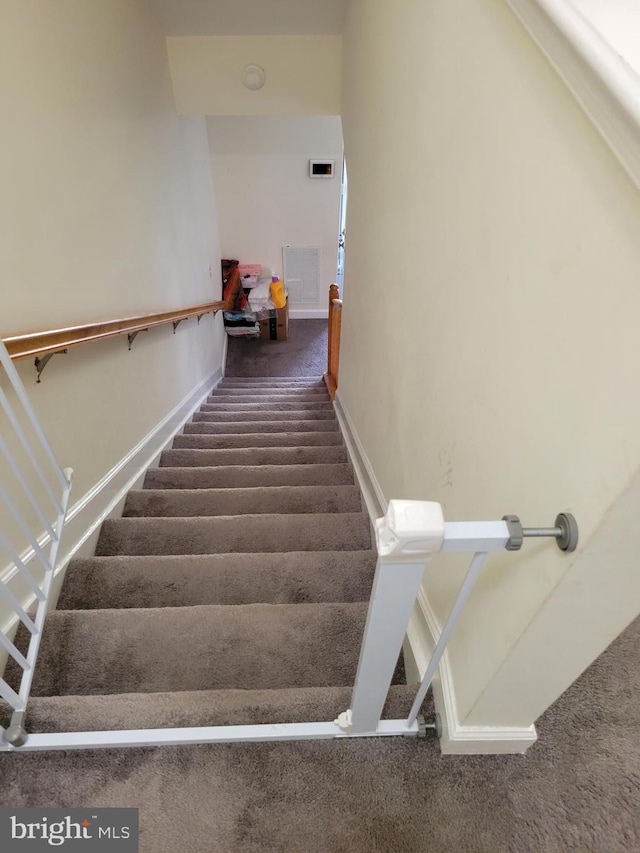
2, 299, 228, 362
324, 283, 342, 400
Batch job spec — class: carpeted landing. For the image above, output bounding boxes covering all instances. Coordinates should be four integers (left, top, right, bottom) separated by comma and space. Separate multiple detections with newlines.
225, 319, 328, 378
2, 377, 640, 851
3, 376, 408, 734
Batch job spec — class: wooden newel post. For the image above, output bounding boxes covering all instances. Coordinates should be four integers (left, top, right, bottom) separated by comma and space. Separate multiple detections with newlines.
324, 284, 342, 400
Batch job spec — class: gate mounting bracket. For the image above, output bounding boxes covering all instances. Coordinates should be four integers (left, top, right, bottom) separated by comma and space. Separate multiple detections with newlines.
502, 513, 578, 552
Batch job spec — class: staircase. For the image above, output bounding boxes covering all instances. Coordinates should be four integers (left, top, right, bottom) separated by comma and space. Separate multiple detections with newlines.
6, 377, 414, 737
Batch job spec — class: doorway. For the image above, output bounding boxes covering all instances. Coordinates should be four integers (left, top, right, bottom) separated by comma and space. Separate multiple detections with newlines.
336, 157, 348, 294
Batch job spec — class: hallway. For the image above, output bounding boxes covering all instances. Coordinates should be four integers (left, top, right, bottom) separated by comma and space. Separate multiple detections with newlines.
225, 319, 328, 378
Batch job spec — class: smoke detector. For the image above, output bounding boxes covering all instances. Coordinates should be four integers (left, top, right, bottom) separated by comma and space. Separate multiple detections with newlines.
241, 64, 266, 91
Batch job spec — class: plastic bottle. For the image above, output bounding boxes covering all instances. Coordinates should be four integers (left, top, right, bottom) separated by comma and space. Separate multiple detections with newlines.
270, 275, 286, 309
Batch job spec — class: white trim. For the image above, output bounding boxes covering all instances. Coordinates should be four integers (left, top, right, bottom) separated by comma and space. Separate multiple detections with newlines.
334, 391, 537, 754
288, 308, 329, 320
0, 368, 222, 640
333, 391, 386, 521
221, 328, 229, 377
507, 0, 640, 190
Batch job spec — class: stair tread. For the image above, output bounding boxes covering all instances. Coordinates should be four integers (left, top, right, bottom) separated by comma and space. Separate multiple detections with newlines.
209, 397, 330, 404
172, 432, 343, 449
96, 512, 371, 556
144, 463, 354, 489
58, 551, 377, 609
123, 485, 362, 517
220, 376, 323, 383
193, 410, 337, 421
208, 387, 331, 402
183, 420, 339, 434
200, 405, 334, 414
24, 602, 374, 696
160, 446, 348, 467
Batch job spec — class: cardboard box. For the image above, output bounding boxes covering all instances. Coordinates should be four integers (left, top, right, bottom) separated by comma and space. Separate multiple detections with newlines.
259, 300, 289, 341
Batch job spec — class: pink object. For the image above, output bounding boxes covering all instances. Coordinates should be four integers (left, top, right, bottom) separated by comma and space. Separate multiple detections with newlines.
239, 264, 262, 277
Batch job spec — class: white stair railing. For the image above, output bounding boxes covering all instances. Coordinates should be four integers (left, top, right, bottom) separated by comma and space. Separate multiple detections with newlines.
0, 339, 73, 747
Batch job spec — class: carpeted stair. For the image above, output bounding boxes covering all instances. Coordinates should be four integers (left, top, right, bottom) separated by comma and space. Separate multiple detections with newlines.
5, 377, 410, 736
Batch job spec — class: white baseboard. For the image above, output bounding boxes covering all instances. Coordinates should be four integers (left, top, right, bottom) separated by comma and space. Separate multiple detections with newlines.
288, 309, 329, 320
334, 390, 537, 755
0, 368, 222, 642
333, 392, 386, 522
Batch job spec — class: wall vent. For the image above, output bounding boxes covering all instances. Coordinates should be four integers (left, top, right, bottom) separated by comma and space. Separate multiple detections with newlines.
283, 246, 321, 305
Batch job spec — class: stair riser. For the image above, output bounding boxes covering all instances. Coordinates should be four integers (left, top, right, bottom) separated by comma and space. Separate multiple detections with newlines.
193, 410, 336, 422
209, 388, 330, 395
96, 513, 371, 556
172, 433, 343, 450
160, 447, 348, 467
183, 420, 339, 434
210, 389, 330, 398
220, 377, 324, 385
200, 402, 333, 411
123, 486, 363, 517
144, 464, 354, 489
205, 394, 331, 409
12, 685, 420, 734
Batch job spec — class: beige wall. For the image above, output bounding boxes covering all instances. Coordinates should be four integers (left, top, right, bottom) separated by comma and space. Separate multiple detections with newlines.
207, 116, 343, 313
1, 1, 224, 602
167, 36, 342, 116
340, 0, 640, 729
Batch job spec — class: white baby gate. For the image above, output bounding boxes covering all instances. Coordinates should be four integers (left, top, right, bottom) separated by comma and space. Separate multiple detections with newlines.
0, 338, 577, 752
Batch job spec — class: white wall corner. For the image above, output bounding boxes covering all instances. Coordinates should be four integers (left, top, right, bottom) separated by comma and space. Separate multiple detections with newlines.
0, 367, 223, 642
335, 390, 537, 754
506, 0, 640, 191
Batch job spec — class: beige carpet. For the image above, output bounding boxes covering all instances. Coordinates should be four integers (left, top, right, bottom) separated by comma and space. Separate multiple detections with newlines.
1, 622, 639, 851
225, 319, 328, 377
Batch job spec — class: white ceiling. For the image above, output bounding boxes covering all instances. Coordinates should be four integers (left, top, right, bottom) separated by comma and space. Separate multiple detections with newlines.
146, 0, 348, 36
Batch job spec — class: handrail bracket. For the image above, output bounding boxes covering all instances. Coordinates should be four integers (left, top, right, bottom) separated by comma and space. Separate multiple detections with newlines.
127, 329, 148, 351
34, 350, 67, 383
